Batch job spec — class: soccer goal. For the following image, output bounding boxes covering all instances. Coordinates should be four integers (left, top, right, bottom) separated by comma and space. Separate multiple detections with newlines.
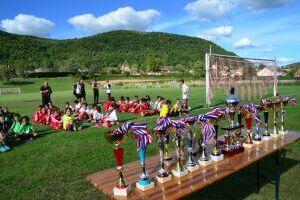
205, 53, 278, 107
0, 87, 21, 95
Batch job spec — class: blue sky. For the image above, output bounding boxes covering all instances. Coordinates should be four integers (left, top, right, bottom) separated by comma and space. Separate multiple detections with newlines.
0, 0, 299, 65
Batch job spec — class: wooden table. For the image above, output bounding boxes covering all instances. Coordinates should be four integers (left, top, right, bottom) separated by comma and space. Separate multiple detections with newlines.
87, 132, 300, 200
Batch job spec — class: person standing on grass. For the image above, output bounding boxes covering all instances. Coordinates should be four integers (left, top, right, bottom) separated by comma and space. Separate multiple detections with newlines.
73, 80, 86, 103
40, 82, 52, 106
104, 80, 112, 99
92, 79, 100, 105
180, 79, 189, 111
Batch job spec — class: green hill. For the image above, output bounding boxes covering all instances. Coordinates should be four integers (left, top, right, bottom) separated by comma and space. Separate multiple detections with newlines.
0, 30, 235, 71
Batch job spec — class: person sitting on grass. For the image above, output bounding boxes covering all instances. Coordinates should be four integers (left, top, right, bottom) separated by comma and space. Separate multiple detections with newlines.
160, 99, 172, 118
91, 106, 104, 126
32, 105, 43, 124
170, 99, 185, 117
65, 101, 73, 110
9, 113, 22, 136
74, 99, 82, 112
102, 105, 119, 128
153, 96, 163, 113
16, 116, 39, 140
77, 103, 90, 120
32, 105, 48, 125
49, 109, 62, 130
139, 98, 155, 116
2, 107, 14, 124
0, 115, 12, 152
128, 95, 139, 113
103, 97, 116, 112
145, 95, 154, 108
63, 108, 81, 131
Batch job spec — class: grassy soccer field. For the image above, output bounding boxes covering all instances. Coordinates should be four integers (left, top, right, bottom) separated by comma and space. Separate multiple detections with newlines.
0, 78, 299, 200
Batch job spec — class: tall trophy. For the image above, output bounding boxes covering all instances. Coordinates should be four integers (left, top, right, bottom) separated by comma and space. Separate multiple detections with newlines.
271, 100, 281, 138
261, 99, 272, 141
251, 105, 263, 144
105, 129, 131, 196
184, 117, 199, 172
131, 124, 154, 191
172, 129, 188, 177
198, 120, 214, 166
242, 109, 255, 148
278, 96, 297, 135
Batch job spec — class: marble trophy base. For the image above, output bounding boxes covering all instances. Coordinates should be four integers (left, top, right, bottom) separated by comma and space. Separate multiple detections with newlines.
187, 164, 199, 172
271, 133, 280, 139
278, 130, 288, 135
262, 135, 273, 141
253, 140, 263, 145
136, 181, 154, 191
156, 174, 172, 183
243, 142, 255, 148
210, 153, 224, 162
199, 159, 213, 166
113, 184, 131, 196
172, 169, 188, 177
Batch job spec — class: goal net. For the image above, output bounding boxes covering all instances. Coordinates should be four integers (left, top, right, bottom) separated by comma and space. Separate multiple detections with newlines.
205, 54, 277, 106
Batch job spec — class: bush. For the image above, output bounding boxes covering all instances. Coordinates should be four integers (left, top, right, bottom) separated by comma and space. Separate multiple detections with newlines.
27, 72, 76, 78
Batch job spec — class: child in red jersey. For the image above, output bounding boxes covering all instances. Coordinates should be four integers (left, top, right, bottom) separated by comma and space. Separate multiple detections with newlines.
32, 105, 43, 124
50, 109, 62, 130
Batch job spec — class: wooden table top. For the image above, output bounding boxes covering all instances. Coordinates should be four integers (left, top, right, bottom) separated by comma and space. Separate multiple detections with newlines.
87, 132, 300, 200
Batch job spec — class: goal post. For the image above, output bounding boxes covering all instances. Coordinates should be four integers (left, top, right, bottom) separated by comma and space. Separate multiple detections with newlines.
205, 53, 277, 107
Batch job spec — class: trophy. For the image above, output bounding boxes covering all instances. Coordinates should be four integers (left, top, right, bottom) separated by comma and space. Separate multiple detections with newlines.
155, 131, 172, 183
251, 105, 263, 144
198, 121, 214, 166
271, 101, 280, 138
164, 133, 173, 162
131, 124, 154, 191
105, 130, 131, 196
243, 111, 255, 148
210, 121, 224, 161
261, 99, 272, 141
278, 97, 297, 135
235, 110, 243, 147
172, 130, 188, 177
184, 117, 199, 172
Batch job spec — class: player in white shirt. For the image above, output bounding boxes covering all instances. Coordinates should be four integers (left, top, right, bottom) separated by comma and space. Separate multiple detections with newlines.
180, 79, 190, 111
104, 80, 112, 99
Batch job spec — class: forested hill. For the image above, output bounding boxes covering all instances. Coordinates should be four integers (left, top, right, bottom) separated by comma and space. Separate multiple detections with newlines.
0, 30, 235, 71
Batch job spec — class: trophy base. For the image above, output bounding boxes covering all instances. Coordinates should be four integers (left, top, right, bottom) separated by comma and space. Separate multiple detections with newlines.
271, 133, 280, 139
172, 169, 188, 177
278, 130, 288, 135
253, 140, 263, 145
156, 174, 172, 183
262, 135, 272, 141
187, 164, 200, 172
198, 159, 213, 166
222, 147, 244, 156
243, 142, 255, 148
113, 184, 131, 196
210, 153, 224, 162
136, 181, 154, 191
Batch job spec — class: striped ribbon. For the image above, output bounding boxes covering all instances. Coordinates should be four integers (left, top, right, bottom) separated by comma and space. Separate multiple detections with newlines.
131, 123, 152, 151
200, 120, 216, 143
261, 98, 272, 106
279, 96, 297, 106
240, 104, 262, 129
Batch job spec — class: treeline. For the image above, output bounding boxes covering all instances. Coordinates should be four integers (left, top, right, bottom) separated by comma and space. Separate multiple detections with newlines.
0, 30, 235, 78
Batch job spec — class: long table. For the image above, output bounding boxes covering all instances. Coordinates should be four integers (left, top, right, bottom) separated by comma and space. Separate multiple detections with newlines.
87, 132, 300, 200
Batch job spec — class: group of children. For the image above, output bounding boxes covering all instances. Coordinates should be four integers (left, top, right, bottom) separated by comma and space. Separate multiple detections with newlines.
102, 95, 187, 117
0, 106, 38, 152
32, 100, 120, 131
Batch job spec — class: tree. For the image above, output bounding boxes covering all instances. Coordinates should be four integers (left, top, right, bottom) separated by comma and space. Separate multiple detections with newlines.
0, 65, 16, 82
145, 57, 161, 72
67, 58, 79, 73
175, 64, 185, 72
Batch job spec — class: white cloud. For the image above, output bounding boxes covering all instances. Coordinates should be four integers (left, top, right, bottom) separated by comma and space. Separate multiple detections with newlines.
261, 48, 274, 53
184, 0, 237, 21
240, 0, 293, 10
234, 37, 258, 48
198, 26, 233, 40
277, 57, 295, 63
68, 7, 160, 34
1, 14, 54, 37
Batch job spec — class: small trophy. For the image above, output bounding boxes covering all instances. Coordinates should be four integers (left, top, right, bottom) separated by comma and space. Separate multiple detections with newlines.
243, 111, 255, 148
184, 117, 199, 172
155, 132, 172, 183
210, 122, 224, 161
261, 99, 272, 141
278, 97, 296, 135
172, 130, 188, 177
252, 105, 263, 144
131, 124, 154, 191
198, 122, 213, 166
105, 130, 131, 196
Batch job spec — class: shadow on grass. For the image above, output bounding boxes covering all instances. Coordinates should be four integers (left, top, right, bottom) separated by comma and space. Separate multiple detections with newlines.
184, 150, 299, 200
3, 81, 34, 86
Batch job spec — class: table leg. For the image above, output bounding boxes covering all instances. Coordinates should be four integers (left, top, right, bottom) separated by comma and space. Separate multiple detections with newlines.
275, 150, 280, 200
256, 161, 260, 194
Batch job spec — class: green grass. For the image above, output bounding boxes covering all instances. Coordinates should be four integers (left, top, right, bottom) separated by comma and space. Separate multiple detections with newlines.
0, 77, 299, 200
